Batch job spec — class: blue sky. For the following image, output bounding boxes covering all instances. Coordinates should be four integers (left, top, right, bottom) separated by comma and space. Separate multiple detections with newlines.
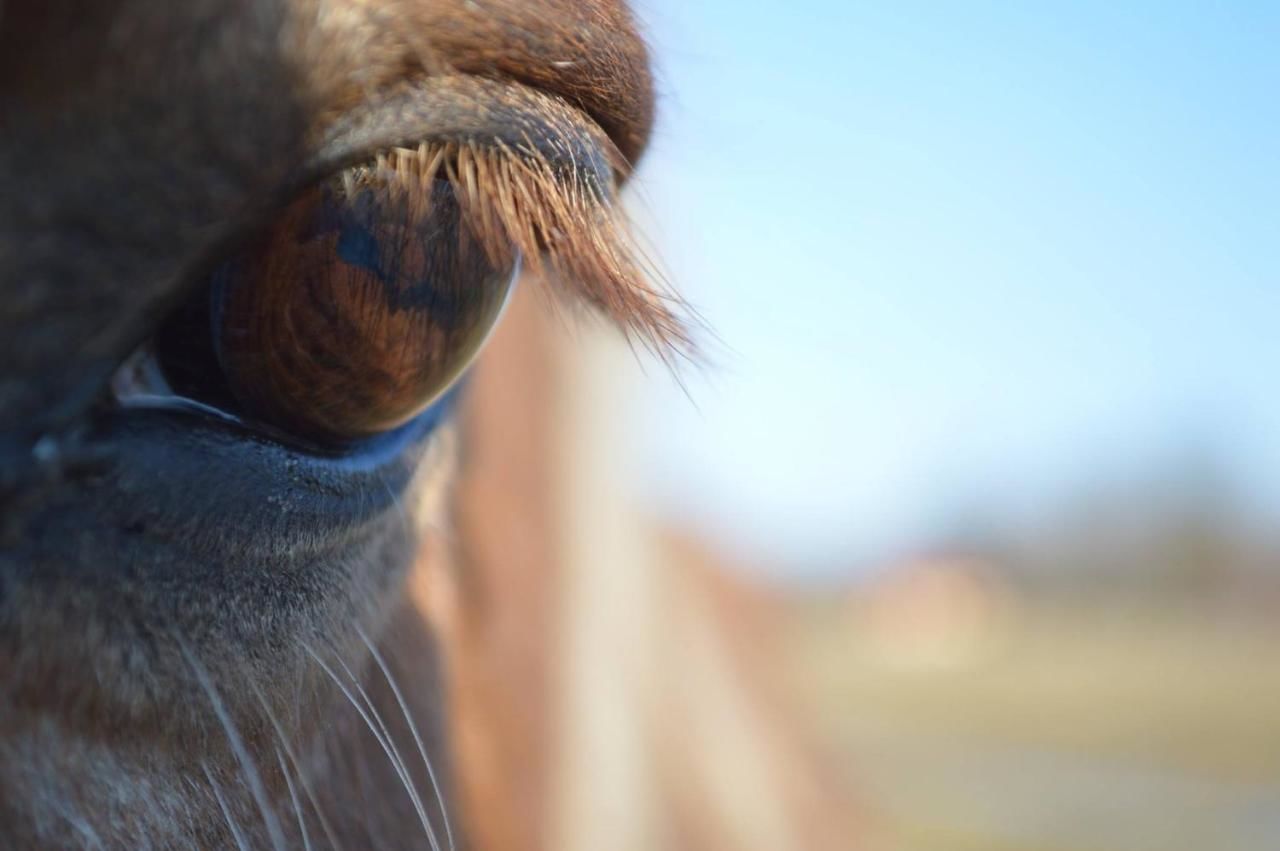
625, 2, 1280, 574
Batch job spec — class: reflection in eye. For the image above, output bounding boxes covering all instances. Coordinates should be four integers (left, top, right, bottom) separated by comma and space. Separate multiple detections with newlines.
182, 178, 515, 445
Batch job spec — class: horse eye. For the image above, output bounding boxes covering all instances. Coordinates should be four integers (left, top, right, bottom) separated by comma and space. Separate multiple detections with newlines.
150, 177, 516, 446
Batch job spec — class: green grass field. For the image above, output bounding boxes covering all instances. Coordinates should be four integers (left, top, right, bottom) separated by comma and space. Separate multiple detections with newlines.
788, 602, 1280, 851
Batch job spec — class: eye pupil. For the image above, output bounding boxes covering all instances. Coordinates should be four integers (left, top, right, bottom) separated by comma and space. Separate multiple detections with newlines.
205, 179, 515, 444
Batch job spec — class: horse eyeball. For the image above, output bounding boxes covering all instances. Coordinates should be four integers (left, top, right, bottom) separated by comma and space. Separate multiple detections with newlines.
212, 180, 515, 444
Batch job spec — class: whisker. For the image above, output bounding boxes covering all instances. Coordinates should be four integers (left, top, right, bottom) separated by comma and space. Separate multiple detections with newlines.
369, 470, 453, 850
203, 762, 252, 851
274, 744, 313, 851
329, 641, 444, 851
357, 623, 455, 851
375, 468, 447, 548
302, 640, 441, 851
178, 637, 288, 851
247, 676, 345, 851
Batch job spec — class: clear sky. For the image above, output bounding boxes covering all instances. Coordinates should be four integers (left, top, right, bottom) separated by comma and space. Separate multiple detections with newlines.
625, 1, 1280, 575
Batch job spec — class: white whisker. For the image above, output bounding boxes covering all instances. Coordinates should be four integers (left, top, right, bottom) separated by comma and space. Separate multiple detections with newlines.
330, 642, 444, 851
357, 623, 455, 851
179, 638, 288, 851
303, 640, 441, 850
371, 472, 454, 851
247, 673, 345, 851
275, 744, 313, 851
378, 468, 457, 548
203, 762, 252, 851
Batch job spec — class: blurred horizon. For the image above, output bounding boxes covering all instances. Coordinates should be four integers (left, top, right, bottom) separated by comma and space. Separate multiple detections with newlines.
626, 1, 1280, 579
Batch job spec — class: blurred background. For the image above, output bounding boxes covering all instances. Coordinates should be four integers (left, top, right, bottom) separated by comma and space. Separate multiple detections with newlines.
544, 2, 1280, 849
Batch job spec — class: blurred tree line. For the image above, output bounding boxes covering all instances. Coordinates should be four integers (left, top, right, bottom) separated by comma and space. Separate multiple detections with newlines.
932, 445, 1280, 611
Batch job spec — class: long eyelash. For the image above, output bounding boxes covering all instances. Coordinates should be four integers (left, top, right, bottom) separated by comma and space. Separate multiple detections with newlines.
338, 140, 693, 362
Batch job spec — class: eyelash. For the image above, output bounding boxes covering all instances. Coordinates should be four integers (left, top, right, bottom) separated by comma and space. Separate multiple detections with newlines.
355, 140, 691, 358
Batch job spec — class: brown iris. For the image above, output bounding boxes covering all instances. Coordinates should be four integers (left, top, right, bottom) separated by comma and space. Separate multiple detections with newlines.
207, 179, 515, 444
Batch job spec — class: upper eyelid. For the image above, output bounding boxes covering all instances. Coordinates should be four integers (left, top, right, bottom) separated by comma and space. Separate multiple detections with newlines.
309, 75, 624, 191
